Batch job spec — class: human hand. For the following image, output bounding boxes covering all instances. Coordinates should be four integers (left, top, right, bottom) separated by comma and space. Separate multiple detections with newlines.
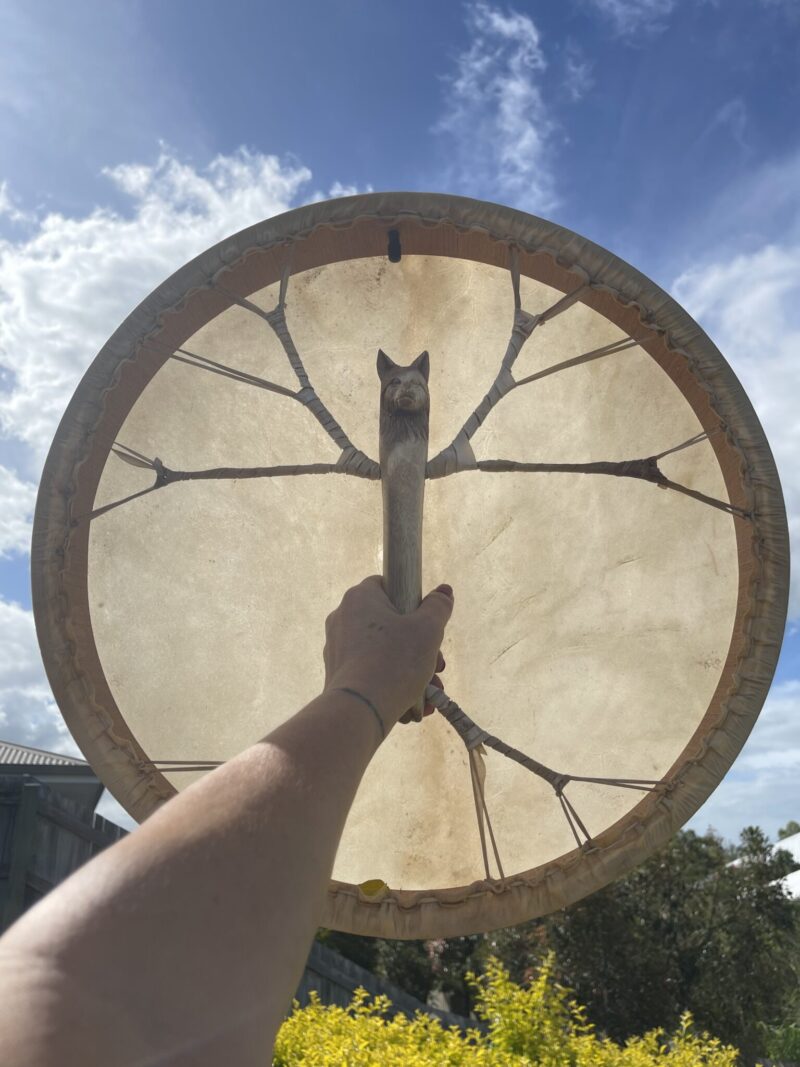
397, 648, 446, 725
323, 576, 454, 731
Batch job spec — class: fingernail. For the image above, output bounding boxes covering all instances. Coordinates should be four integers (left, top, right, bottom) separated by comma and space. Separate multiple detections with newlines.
435, 584, 454, 599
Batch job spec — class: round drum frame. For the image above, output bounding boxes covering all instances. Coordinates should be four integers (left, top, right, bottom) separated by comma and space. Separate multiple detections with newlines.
32, 193, 789, 937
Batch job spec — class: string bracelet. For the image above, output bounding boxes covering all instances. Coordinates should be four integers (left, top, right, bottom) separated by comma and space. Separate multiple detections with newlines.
334, 687, 387, 743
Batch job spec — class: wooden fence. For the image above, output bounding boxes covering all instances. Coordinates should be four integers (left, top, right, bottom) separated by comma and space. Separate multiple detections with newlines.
299, 939, 481, 1031
0, 774, 126, 931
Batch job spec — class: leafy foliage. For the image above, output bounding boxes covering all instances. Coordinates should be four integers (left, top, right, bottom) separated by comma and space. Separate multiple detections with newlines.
274, 955, 738, 1065
315, 828, 799, 1062
760, 1020, 800, 1063
377, 938, 438, 1005
315, 930, 440, 1005
426, 935, 488, 1016
498, 828, 799, 1063
275, 987, 484, 1066
315, 930, 488, 1012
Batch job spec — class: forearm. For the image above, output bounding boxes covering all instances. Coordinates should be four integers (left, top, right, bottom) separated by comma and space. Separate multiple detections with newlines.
0, 576, 453, 1066
0, 688, 385, 1066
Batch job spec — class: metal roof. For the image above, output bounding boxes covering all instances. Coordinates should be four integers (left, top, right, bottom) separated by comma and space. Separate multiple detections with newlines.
0, 739, 87, 767
780, 868, 800, 900
776, 830, 800, 864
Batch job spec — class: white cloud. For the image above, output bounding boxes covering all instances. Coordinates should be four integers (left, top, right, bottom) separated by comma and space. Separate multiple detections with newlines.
672, 241, 800, 618
689, 680, 800, 841
325, 181, 375, 200
0, 146, 332, 758
0, 148, 312, 466
435, 2, 557, 212
669, 148, 800, 842
564, 42, 594, 102
584, 0, 677, 36
690, 149, 800, 250
0, 181, 31, 224
0, 597, 79, 755
0, 585, 147, 830
587, 0, 797, 37
698, 98, 749, 152
0, 464, 35, 555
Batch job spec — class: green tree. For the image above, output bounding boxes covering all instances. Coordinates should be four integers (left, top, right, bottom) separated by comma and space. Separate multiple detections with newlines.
315, 931, 438, 1006
315, 931, 486, 1012
376, 938, 437, 1005
318, 827, 798, 1060
426, 934, 488, 1016
492, 828, 798, 1063
316, 928, 378, 971
778, 819, 800, 841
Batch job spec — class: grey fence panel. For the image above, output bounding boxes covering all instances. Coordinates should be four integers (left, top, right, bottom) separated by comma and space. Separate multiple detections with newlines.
296, 940, 482, 1033
31, 798, 94, 889
0, 775, 127, 931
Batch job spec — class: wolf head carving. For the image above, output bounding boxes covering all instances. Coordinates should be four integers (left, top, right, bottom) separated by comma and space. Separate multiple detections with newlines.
377, 350, 430, 445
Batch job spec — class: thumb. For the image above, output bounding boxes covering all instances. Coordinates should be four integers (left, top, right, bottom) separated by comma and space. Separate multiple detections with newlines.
417, 583, 455, 628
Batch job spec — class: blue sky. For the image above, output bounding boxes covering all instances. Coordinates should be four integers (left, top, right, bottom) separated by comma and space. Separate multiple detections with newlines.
0, 0, 798, 840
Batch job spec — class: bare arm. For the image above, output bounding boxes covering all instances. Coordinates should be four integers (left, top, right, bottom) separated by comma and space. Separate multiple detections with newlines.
0, 576, 453, 1067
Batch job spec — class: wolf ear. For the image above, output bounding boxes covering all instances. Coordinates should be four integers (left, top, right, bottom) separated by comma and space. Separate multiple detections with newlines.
377, 349, 396, 378
413, 350, 430, 382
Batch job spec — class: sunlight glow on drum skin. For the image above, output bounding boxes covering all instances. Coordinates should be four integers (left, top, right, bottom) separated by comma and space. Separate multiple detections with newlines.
33, 195, 786, 937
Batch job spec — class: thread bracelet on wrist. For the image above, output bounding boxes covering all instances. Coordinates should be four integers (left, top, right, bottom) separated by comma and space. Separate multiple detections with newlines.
334, 687, 386, 743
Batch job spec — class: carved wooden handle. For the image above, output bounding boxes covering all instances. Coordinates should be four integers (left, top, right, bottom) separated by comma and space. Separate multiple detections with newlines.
377, 349, 430, 723
381, 450, 427, 721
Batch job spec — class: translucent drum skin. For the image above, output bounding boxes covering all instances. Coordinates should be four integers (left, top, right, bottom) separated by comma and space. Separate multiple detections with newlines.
32, 194, 789, 937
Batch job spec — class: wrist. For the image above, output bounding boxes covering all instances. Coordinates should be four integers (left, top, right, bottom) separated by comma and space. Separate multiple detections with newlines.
325, 669, 408, 730
330, 687, 388, 745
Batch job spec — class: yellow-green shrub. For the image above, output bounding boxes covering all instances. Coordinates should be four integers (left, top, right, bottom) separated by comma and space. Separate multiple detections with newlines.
273, 954, 738, 1066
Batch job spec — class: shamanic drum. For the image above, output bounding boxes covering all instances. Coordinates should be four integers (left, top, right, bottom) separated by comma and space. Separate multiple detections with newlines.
32, 194, 788, 938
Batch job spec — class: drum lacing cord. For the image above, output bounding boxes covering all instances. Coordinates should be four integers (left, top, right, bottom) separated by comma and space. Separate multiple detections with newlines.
426, 685, 664, 861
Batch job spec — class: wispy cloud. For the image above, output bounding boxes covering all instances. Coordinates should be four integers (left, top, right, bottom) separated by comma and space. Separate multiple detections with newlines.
757, 0, 800, 16
690, 680, 800, 840
0, 146, 346, 758
0, 596, 79, 756
695, 98, 749, 153
583, 0, 677, 36
588, 0, 796, 37
686, 148, 800, 252
0, 465, 35, 556
713, 98, 748, 150
435, 2, 557, 212
0, 181, 32, 225
673, 240, 800, 619
564, 41, 594, 101
0, 148, 312, 466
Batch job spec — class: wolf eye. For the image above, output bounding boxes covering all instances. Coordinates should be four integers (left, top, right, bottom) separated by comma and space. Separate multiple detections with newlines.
390, 378, 401, 386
